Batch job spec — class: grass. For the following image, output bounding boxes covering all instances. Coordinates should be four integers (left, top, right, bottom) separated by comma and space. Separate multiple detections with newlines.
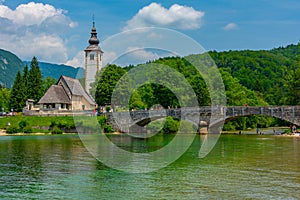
0, 115, 108, 134
0, 115, 75, 129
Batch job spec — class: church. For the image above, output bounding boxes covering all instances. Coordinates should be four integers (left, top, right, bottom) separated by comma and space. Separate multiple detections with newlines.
23, 21, 103, 115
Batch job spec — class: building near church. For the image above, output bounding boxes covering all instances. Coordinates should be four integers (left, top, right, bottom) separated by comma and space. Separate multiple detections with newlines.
23, 21, 102, 116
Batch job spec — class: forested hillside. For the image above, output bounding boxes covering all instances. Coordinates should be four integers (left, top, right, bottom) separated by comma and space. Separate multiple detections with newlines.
209, 43, 300, 105
0, 48, 83, 89
0, 49, 24, 88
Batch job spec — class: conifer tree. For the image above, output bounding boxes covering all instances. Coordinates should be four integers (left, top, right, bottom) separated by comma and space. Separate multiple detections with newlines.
27, 57, 44, 103
9, 71, 26, 112
23, 64, 29, 100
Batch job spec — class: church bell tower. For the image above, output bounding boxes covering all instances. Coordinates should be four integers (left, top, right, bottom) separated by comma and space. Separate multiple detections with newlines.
84, 20, 103, 94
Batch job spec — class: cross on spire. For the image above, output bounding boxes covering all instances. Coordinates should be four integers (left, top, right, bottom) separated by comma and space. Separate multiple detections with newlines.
92, 14, 95, 28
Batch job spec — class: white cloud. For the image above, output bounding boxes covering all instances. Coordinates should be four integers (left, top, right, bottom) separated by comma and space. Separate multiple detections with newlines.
123, 3, 205, 31
223, 23, 238, 31
0, 2, 77, 63
65, 51, 84, 67
127, 47, 159, 61
0, 2, 66, 26
102, 51, 118, 66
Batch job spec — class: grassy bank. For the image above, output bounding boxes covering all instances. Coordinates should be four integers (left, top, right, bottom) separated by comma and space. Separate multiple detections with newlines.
0, 115, 110, 134
0, 115, 76, 134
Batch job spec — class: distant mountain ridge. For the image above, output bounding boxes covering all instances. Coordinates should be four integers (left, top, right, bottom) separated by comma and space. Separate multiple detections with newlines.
0, 48, 84, 88
0, 49, 24, 88
23, 61, 84, 81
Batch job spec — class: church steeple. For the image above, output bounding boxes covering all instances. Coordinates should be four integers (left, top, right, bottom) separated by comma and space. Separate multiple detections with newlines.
88, 19, 99, 46
84, 17, 103, 94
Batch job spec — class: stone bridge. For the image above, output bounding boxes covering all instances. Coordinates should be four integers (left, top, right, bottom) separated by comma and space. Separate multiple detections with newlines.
107, 106, 300, 133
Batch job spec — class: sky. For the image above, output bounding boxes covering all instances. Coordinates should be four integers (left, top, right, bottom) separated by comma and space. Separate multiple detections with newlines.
0, 0, 299, 67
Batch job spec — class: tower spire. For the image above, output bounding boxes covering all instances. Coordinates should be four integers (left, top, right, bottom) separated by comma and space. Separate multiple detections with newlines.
92, 14, 95, 28
88, 15, 99, 46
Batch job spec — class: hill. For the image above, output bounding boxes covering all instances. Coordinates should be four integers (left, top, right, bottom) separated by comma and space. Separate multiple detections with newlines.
23, 61, 84, 80
208, 43, 300, 105
0, 48, 84, 88
0, 49, 24, 88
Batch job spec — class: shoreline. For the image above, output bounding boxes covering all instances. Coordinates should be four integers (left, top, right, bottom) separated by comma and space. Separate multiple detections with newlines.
1, 128, 300, 137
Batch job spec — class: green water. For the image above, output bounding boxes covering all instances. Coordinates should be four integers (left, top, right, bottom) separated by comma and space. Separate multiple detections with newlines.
0, 134, 299, 199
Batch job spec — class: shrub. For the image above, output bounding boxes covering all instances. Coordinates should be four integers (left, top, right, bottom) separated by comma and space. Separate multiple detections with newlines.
19, 120, 28, 130
104, 124, 115, 133
98, 116, 107, 127
23, 126, 33, 134
50, 121, 57, 129
162, 117, 179, 134
6, 125, 19, 134
51, 127, 63, 134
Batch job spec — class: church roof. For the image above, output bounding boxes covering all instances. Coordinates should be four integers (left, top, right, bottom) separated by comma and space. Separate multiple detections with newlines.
59, 76, 96, 105
38, 85, 71, 104
38, 76, 96, 106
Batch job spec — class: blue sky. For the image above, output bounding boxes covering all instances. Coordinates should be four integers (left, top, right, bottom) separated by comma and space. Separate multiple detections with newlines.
0, 0, 299, 67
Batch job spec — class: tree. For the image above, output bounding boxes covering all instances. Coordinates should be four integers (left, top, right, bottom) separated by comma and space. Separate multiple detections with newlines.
284, 67, 300, 105
129, 92, 146, 110
95, 64, 126, 106
22, 64, 29, 100
27, 57, 44, 103
43, 76, 57, 93
0, 87, 10, 111
9, 71, 26, 112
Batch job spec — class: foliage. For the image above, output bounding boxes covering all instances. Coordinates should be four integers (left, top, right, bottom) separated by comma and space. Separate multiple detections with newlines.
27, 57, 44, 104
0, 87, 10, 111
162, 117, 180, 134
23, 65, 29, 99
51, 127, 63, 134
43, 76, 57, 94
6, 125, 19, 134
95, 64, 126, 106
9, 71, 26, 111
103, 124, 115, 133
23, 125, 33, 133
18, 120, 28, 130
97, 116, 107, 127
209, 44, 299, 105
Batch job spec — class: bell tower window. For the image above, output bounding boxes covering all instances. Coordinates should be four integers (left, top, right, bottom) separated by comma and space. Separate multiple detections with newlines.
90, 54, 94, 60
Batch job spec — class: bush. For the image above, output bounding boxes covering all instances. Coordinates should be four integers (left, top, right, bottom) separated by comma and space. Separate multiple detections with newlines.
51, 127, 63, 134
162, 117, 179, 134
19, 120, 28, 130
104, 124, 115, 133
50, 121, 57, 128
98, 116, 107, 127
23, 126, 33, 133
6, 125, 19, 134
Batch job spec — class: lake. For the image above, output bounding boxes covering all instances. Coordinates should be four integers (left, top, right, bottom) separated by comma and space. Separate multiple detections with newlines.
0, 134, 299, 199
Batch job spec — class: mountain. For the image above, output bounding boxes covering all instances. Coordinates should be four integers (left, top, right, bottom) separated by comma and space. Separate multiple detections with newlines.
23, 61, 84, 80
0, 48, 84, 88
0, 49, 24, 88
